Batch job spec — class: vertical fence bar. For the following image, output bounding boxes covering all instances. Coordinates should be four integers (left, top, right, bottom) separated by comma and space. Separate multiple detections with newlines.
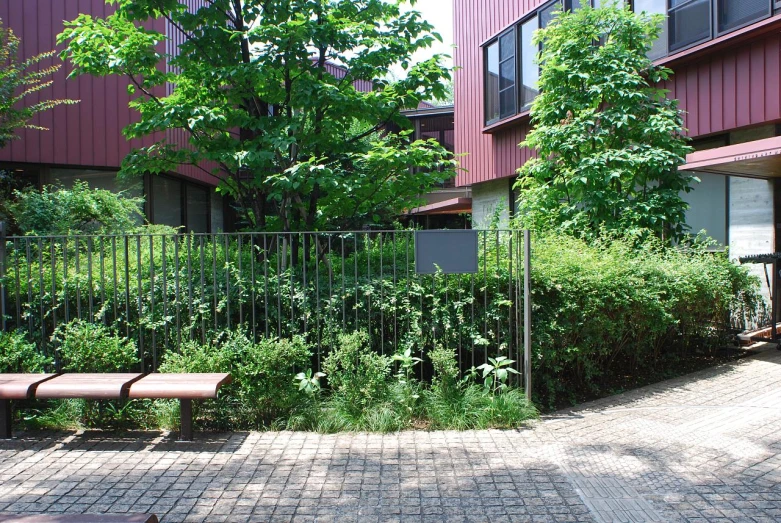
162, 235, 168, 350
175, 237, 182, 351
315, 233, 321, 364
38, 239, 45, 350
87, 238, 94, 321
0, 222, 6, 332
199, 235, 206, 344
99, 237, 106, 325
13, 238, 21, 330
187, 235, 194, 340
523, 229, 532, 401
62, 237, 69, 324
26, 240, 33, 334
136, 235, 144, 371
75, 237, 82, 320
250, 234, 256, 343
263, 234, 269, 338
237, 234, 243, 326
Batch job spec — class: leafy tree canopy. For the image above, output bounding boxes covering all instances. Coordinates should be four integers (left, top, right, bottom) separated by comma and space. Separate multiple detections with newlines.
58, 0, 456, 231
0, 18, 78, 149
514, 1, 694, 244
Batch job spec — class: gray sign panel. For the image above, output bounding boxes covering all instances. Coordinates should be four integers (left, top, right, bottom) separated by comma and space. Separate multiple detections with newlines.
414, 230, 478, 274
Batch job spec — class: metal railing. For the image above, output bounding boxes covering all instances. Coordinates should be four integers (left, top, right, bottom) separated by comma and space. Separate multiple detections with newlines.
0, 226, 531, 391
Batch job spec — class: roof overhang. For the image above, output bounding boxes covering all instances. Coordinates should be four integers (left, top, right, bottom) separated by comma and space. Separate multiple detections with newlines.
680, 136, 781, 179
409, 197, 472, 215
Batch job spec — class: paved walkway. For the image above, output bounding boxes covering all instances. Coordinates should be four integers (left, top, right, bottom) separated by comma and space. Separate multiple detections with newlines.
3, 347, 781, 522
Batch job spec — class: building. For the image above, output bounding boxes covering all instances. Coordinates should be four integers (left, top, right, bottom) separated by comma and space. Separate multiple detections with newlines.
454, 0, 781, 278
401, 103, 472, 229
0, 0, 226, 232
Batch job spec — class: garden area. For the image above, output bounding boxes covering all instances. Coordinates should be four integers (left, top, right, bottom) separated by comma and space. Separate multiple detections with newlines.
0, 1, 768, 437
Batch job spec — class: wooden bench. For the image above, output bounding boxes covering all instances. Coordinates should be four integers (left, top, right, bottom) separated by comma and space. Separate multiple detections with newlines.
0, 515, 158, 522
0, 373, 231, 441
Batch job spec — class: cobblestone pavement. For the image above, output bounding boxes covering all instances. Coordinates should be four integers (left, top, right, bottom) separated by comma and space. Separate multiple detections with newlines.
2, 347, 781, 522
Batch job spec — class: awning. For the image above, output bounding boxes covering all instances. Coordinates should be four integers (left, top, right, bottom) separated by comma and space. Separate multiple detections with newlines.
409, 197, 472, 215
680, 136, 781, 179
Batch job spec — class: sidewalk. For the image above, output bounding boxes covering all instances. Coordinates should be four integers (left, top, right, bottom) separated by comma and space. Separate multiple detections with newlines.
3, 347, 781, 522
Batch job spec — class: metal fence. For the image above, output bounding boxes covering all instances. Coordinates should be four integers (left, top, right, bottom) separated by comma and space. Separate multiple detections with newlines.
0, 225, 531, 388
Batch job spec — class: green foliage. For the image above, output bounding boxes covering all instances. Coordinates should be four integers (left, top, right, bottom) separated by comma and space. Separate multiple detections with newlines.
10, 181, 144, 235
158, 329, 312, 428
425, 347, 537, 430
0, 330, 50, 372
322, 331, 392, 419
53, 319, 139, 372
516, 2, 694, 243
0, 18, 78, 149
58, 0, 456, 231
530, 231, 762, 407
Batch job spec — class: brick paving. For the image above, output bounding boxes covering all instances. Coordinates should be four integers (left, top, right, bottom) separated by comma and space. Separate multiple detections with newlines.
2, 347, 781, 522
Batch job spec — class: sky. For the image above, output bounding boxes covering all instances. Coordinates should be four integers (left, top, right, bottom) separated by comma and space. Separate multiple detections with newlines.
399, 0, 454, 73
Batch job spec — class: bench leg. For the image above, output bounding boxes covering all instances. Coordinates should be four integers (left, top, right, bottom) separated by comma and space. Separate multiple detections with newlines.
179, 399, 193, 441
1, 399, 11, 439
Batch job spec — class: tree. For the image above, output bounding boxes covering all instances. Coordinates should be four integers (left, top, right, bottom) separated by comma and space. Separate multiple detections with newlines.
514, 2, 694, 243
0, 19, 78, 149
58, 0, 456, 231
0, 18, 78, 224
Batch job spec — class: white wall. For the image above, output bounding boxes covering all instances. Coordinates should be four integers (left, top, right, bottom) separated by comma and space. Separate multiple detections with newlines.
471, 178, 511, 229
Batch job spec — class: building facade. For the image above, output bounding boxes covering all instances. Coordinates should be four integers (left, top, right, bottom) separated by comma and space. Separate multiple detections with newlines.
0, 0, 227, 232
454, 0, 781, 276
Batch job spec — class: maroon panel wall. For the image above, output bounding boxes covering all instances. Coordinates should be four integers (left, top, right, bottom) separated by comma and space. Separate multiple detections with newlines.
454, 0, 548, 187
0, 0, 216, 184
454, 1, 781, 187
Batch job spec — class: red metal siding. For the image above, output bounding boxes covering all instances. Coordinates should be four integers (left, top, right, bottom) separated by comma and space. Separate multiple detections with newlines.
454, 0, 548, 187
455, 2, 781, 187
0, 0, 214, 184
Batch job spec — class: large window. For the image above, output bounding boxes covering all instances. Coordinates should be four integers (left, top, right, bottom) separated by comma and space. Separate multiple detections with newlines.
485, 29, 516, 125
637, 0, 773, 56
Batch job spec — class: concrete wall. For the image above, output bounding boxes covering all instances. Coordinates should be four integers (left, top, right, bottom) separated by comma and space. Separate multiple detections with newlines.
471, 178, 511, 229
729, 176, 774, 301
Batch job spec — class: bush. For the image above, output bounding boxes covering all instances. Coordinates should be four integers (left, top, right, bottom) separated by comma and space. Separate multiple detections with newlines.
425, 347, 537, 430
10, 181, 143, 235
158, 329, 312, 429
0, 330, 50, 372
53, 319, 139, 372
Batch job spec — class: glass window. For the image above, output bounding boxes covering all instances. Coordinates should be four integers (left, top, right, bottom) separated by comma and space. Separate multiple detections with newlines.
498, 30, 517, 119
520, 16, 539, 108
151, 176, 183, 228
682, 172, 727, 248
539, 2, 558, 30
669, 0, 711, 51
634, 0, 668, 59
485, 42, 500, 123
186, 185, 209, 233
718, 0, 770, 33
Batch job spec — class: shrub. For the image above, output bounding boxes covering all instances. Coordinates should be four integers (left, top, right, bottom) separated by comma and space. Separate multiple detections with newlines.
10, 181, 143, 235
322, 331, 392, 419
53, 319, 139, 372
158, 329, 312, 429
0, 330, 50, 372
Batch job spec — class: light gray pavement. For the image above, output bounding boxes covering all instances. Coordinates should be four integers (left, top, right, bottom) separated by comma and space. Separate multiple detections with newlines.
3, 346, 781, 522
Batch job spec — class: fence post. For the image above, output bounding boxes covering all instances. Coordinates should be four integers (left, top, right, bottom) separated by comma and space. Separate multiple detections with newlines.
523, 229, 532, 401
0, 221, 6, 333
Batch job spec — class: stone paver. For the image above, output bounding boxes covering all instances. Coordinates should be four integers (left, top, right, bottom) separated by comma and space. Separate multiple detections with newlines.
3, 346, 781, 522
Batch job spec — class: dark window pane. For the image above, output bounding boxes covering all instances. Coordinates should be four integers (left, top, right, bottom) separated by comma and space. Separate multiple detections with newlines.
485, 42, 500, 123
521, 16, 539, 107
186, 185, 209, 233
499, 31, 515, 61
539, 3, 558, 30
634, 0, 667, 59
566, 0, 584, 11
500, 87, 517, 119
151, 176, 183, 228
718, 0, 769, 33
669, 0, 711, 51
499, 60, 515, 90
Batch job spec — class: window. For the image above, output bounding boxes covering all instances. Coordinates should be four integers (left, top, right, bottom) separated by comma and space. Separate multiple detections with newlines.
186, 185, 209, 233
151, 176, 184, 228
520, 16, 539, 108
484, 29, 517, 125
636, 0, 773, 57
718, 0, 770, 33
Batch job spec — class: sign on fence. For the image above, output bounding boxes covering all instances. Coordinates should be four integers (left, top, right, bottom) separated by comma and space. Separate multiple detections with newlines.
414, 230, 478, 274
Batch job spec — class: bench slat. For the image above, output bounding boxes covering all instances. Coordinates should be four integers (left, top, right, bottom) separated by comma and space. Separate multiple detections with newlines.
127, 373, 232, 399
0, 374, 59, 400
0, 515, 158, 522
34, 374, 145, 400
